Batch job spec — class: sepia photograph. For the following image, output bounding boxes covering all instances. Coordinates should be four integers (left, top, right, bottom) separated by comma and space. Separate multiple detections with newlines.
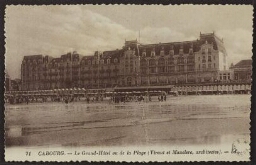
4, 5, 252, 162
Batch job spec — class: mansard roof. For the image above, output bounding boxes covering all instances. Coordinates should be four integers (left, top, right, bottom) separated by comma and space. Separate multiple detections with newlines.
136, 32, 225, 57
102, 49, 123, 59
23, 55, 43, 60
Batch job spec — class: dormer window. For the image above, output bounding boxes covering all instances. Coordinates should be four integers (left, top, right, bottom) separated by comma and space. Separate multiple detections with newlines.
169, 50, 174, 56
160, 47, 165, 56
179, 49, 183, 55
151, 51, 155, 57
189, 48, 193, 55
179, 44, 183, 55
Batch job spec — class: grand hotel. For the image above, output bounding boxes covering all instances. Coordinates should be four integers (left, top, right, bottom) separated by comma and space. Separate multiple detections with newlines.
21, 32, 239, 91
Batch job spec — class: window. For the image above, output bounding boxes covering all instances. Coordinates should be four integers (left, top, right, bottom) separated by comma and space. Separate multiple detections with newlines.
142, 68, 147, 74
150, 67, 156, 73
189, 48, 193, 54
168, 58, 174, 65
179, 57, 184, 64
130, 68, 133, 73
214, 63, 216, 68
142, 52, 146, 56
160, 49, 165, 56
149, 59, 156, 66
159, 66, 165, 73
199, 64, 201, 70
100, 59, 104, 64
202, 64, 206, 70
92, 60, 95, 65
158, 58, 165, 66
169, 50, 174, 56
188, 65, 194, 71
151, 52, 155, 57
141, 59, 147, 67
188, 56, 194, 63
198, 57, 200, 62
208, 64, 211, 69
202, 48, 205, 54
208, 48, 212, 54
179, 49, 183, 55
178, 66, 184, 72
114, 58, 118, 63
107, 59, 110, 64
202, 56, 206, 62
208, 56, 212, 62
168, 66, 175, 72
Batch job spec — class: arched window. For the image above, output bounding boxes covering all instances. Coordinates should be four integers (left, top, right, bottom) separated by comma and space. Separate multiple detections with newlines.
168, 58, 174, 65
149, 59, 156, 66
178, 57, 184, 64
158, 58, 165, 66
140, 58, 147, 67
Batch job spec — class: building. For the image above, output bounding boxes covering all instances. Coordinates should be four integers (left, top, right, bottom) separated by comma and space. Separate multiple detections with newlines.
21, 32, 233, 91
10, 79, 22, 91
230, 59, 252, 83
5, 72, 11, 92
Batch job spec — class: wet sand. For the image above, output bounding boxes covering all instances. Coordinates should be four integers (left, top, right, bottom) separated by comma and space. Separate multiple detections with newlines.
5, 95, 250, 147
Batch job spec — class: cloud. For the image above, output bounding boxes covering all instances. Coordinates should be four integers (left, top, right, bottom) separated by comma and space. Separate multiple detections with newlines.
216, 29, 252, 65
139, 27, 196, 44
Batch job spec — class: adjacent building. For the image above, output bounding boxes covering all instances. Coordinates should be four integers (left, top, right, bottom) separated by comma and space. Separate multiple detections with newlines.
21, 32, 243, 91
230, 59, 252, 83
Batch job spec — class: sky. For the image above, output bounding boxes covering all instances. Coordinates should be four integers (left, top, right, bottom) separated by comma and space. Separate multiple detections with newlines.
5, 5, 253, 79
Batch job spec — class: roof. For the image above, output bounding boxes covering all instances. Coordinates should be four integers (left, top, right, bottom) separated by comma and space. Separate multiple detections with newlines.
102, 49, 123, 59
231, 59, 252, 69
21, 32, 227, 63
23, 55, 43, 60
124, 32, 226, 57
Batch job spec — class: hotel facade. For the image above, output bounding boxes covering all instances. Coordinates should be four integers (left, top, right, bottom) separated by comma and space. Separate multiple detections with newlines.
21, 32, 239, 91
